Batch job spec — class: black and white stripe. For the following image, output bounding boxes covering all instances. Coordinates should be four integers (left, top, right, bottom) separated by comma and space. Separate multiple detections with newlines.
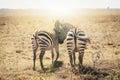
31, 30, 59, 71
66, 28, 90, 70
31, 20, 74, 71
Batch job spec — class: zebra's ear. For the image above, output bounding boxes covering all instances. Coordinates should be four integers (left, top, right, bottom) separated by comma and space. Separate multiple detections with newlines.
54, 20, 62, 34
54, 27, 61, 34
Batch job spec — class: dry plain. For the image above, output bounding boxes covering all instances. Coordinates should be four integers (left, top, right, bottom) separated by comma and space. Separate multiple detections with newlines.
0, 9, 120, 80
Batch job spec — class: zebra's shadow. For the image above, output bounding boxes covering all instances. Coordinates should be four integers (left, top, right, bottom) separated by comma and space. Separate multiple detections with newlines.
73, 66, 109, 78
39, 61, 63, 73
50, 61, 63, 72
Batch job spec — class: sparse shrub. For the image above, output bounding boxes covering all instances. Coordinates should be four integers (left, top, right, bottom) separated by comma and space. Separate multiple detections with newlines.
16, 50, 23, 53
0, 23, 6, 26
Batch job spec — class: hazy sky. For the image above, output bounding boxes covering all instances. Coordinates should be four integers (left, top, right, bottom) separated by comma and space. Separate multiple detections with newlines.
0, 0, 120, 9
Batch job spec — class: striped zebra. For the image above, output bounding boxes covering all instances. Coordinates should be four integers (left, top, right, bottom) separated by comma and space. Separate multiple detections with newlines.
66, 27, 90, 71
31, 20, 74, 71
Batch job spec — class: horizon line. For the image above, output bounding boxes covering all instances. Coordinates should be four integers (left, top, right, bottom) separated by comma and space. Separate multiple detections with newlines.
0, 8, 120, 10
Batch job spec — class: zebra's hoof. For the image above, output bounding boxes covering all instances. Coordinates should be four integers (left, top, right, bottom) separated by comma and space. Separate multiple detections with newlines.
33, 68, 36, 71
40, 70, 45, 73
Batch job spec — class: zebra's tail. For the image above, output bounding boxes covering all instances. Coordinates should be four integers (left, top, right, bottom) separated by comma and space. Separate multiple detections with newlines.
31, 34, 38, 50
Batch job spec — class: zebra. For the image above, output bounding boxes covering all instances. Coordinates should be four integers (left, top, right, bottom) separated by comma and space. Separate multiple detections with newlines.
31, 20, 74, 71
66, 27, 90, 71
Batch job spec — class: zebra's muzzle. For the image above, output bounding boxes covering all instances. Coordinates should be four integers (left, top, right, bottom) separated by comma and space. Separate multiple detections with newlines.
58, 38, 64, 44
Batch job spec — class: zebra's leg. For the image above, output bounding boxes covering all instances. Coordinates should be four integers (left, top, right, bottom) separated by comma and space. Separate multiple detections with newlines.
55, 51, 59, 62
68, 52, 73, 67
33, 49, 37, 70
73, 52, 76, 66
39, 50, 45, 71
78, 52, 84, 72
55, 47, 59, 62
31, 34, 38, 70
51, 48, 54, 64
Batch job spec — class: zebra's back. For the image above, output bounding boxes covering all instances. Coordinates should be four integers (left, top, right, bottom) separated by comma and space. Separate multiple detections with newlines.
32, 31, 54, 50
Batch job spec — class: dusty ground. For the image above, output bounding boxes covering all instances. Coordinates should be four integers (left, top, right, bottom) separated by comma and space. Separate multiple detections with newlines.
0, 9, 120, 80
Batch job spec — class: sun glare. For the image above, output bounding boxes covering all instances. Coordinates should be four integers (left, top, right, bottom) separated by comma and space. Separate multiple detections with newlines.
47, 7, 73, 17
40, 0, 79, 17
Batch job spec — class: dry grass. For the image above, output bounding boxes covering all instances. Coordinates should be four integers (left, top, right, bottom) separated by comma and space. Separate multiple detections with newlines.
0, 9, 120, 80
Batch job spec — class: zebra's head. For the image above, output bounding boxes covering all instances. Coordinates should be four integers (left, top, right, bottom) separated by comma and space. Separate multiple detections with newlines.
54, 20, 74, 44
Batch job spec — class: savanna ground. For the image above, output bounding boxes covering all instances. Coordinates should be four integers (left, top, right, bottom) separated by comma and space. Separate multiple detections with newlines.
0, 9, 120, 80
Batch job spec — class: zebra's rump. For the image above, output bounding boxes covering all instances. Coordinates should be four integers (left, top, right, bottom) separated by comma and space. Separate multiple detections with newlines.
36, 31, 53, 50
66, 28, 88, 52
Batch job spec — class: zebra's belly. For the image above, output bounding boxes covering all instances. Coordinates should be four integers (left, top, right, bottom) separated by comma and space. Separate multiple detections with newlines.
74, 46, 86, 52
39, 44, 52, 50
